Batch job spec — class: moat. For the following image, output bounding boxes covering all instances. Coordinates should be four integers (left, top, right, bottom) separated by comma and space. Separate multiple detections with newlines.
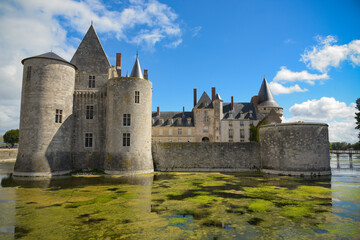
0, 156, 359, 239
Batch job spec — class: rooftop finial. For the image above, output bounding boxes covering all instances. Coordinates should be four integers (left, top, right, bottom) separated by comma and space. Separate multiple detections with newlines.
136, 49, 139, 58
91, 20, 93, 25
126, 71, 129, 77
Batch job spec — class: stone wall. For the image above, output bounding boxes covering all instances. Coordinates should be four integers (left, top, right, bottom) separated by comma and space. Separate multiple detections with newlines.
259, 123, 331, 175
0, 149, 18, 161
152, 142, 260, 172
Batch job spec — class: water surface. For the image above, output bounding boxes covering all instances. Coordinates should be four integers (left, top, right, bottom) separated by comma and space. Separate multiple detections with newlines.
0, 159, 359, 239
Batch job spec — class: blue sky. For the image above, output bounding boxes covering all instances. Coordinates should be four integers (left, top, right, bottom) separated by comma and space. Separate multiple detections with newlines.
0, 0, 359, 142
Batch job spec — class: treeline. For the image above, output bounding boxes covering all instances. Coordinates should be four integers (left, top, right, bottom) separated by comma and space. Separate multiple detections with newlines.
330, 142, 360, 150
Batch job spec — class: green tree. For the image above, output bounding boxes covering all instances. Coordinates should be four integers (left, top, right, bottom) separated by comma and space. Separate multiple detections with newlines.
3, 129, 19, 147
356, 98, 360, 141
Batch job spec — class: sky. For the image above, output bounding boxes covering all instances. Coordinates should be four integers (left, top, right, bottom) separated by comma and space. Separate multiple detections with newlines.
0, 0, 359, 143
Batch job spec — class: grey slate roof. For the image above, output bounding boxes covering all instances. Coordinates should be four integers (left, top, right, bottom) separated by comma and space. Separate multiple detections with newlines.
21, 52, 76, 68
214, 93, 222, 101
152, 111, 194, 126
70, 24, 110, 74
130, 53, 144, 79
194, 91, 212, 109
257, 77, 280, 108
222, 102, 260, 120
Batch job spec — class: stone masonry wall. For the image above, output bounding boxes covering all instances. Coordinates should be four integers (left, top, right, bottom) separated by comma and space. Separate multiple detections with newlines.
259, 123, 331, 175
152, 142, 260, 172
0, 149, 18, 161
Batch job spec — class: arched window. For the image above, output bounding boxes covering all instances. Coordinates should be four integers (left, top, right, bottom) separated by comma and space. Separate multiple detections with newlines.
202, 137, 209, 142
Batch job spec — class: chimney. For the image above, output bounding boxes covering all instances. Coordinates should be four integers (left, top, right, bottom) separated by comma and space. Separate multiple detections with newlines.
116, 53, 121, 69
193, 88, 197, 107
116, 53, 122, 77
212, 87, 216, 100
231, 96, 234, 110
157, 106, 160, 116
144, 69, 148, 80
183, 106, 185, 115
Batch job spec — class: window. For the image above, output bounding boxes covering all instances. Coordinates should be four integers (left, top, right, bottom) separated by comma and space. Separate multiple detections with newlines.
168, 139, 172, 142
250, 121, 254, 126
123, 133, 130, 146
123, 114, 131, 126
159, 129, 163, 136
240, 129, 244, 138
86, 106, 94, 119
203, 126, 208, 133
85, 133, 93, 147
88, 76, 95, 88
229, 129, 233, 138
229, 121, 232, 126
159, 119, 163, 124
187, 118, 192, 125
55, 109, 62, 123
26, 66, 32, 81
240, 121, 244, 126
169, 129, 173, 135
135, 91, 140, 103
187, 129, 191, 136
178, 128, 182, 135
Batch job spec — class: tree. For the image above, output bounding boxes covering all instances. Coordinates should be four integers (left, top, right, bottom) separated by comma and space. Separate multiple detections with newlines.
3, 129, 19, 147
356, 98, 360, 141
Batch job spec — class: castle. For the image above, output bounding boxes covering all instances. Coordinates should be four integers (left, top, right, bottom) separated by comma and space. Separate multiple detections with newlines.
14, 24, 331, 177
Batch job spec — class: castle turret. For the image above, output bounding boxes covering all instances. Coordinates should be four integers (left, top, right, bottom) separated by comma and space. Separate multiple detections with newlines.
14, 52, 76, 177
256, 77, 283, 117
105, 53, 153, 174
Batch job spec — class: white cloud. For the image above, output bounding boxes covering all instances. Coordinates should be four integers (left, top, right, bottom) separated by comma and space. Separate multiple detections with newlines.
301, 35, 360, 73
269, 82, 308, 95
283, 97, 357, 143
191, 26, 202, 37
273, 66, 329, 85
0, 0, 182, 134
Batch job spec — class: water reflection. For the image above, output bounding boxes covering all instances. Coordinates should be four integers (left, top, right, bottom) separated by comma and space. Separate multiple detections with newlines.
0, 162, 359, 239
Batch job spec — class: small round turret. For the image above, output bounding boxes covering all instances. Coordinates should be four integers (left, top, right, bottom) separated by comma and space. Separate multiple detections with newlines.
105, 54, 153, 174
14, 52, 76, 177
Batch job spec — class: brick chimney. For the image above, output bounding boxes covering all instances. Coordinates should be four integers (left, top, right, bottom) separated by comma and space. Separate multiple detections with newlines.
116, 53, 121, 69
144, 69, 148, 80
116, 53, 122, 76
183, 106, 185, 115
231, 96, 234, 110
157, 106, 160, 116
193, 88, 197, 107
212, 87, 216, 100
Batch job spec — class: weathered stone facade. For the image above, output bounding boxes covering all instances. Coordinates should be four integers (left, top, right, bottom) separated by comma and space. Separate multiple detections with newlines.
259, 123, 331, 175
14, 24, 331, 177
152, 142, 260, 172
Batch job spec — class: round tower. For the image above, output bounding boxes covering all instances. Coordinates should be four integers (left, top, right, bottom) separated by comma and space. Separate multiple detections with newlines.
105, 54, 153, 175
14, 52, 76, 177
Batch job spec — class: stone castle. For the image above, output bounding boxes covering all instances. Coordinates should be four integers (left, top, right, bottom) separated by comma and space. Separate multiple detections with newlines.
14, 24, 331, 177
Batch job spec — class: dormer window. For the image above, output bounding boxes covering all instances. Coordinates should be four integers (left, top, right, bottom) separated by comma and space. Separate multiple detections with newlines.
177, 118, 182, 125
159, 118, 163, 124
187, 118, 191, 125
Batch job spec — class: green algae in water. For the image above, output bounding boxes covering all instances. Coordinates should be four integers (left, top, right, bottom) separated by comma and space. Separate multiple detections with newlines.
248, 199, 275, 212
1, 169, 359, 240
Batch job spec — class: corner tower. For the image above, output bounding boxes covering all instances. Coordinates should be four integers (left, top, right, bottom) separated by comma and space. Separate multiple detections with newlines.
105, 53, 153, 175
256, 77, 283, 117
14, 52, 76, 177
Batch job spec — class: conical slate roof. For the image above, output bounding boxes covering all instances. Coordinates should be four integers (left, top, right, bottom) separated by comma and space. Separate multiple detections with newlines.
214, 93, 222, 101
70, 24, 110, 74
130, 52, 144, 79
21, 52, 76, 68
257, 77, 280, 108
